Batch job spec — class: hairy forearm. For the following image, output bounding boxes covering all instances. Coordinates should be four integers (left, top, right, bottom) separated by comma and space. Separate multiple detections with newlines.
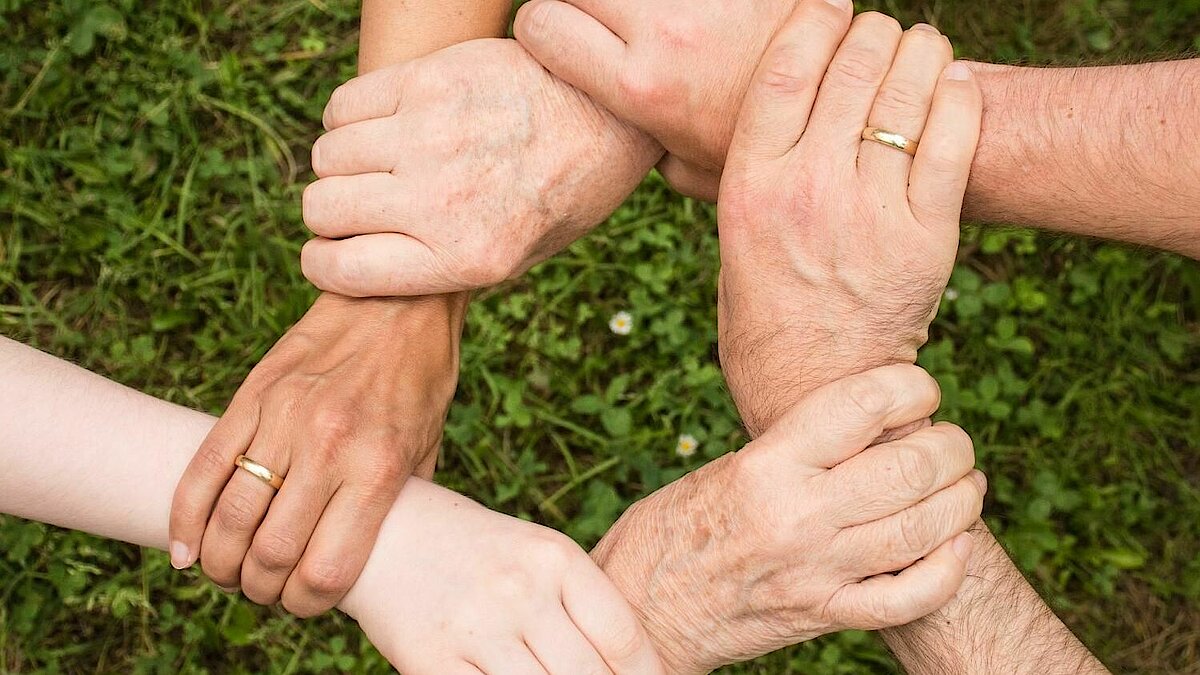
883, 522, 1107, 674
968, 60, 1200, 257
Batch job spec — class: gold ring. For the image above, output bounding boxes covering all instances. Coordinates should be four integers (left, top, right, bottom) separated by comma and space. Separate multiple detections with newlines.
234, 455, 284, 490
862, 127, 919, 156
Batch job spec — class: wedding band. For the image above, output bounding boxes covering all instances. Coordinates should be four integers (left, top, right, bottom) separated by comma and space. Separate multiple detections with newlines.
234, 455, 284, 490
862, 127, 919, 156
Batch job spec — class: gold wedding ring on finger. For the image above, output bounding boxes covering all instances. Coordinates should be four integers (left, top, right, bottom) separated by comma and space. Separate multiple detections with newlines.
862, 127, 920, 156
234, 455, 285, 490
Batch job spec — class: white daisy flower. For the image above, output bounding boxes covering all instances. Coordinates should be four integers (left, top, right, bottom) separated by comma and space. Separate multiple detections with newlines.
609, 311, 633, 336
675, 434, 699, 458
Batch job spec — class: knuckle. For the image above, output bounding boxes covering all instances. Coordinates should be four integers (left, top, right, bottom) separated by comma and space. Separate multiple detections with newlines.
297, 556, 356, 599
249, 531, 302, 573
897, 503, 938, 557
310, 405, 355, 440
653, 14, 703, 51
462, 245, 514, 288
301, 181, 331, 235
874, 82, 929, 113
937, 423, 975, 462
842, 376, 891, 420
867, 592, 900, 627
214, 489, 262, 532
375, 455, 410, 490
310, 135, 333, 177
921, 147, 965, 180
329, 250, 367, 293
617, 69, 665, 107
895, 442, 936, 495
757, 46, 821, 97
323, 84, 351, 130
830, 46, 889, 87
525, 531, 581, 572
601, 617, 649, 666
195, 441, 236, 478
492, 565, 537, 602
517, 1, 557, 38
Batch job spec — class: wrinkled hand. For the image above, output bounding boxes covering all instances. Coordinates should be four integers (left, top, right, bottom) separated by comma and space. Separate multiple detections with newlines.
514, 0, 800, 199
300, 38, 661, 297
169, 293, 465, 616
592, 365, 985, 674
340, 478, 664, 674
715, 3, 982, 435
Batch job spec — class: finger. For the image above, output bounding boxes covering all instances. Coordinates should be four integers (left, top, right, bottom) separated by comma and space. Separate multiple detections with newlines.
239, 454, 339, 605
303, 173, 417, 239
907, 61, 983, 226
311, 116, 404, 178
727, 0, 854, 163
754, 364, 942, 469
830, 531, 974, 630
280, 483, 398, 617
858, 24, 953, 189
514, 1, 629, 124
199, 425, 293, 590
840, 470, 986, 577
300, 235, 453, 298
805, 12, 904, 156
525, 608, 613, 675
540, 0, 640, 34
169, 401, 260, 570
655, 155, 719, 202
322, 63, 411, 130
561, 556, 665, 674
826, 422, 975, 526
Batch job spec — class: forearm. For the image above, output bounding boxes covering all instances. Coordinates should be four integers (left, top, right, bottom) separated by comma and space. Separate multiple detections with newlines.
359, 0, 511, 71
883, 522, 1107, 674
298, 0, 511, 402
0, 336, 448, 616
967, 60, 1200, 257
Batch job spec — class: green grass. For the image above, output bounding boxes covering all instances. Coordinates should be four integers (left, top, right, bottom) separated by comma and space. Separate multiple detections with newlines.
2, 0, 1198, 672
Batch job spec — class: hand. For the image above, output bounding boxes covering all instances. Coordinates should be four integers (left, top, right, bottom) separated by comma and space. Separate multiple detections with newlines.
339, 478, 664, 674
592, 365, 985, 673
300, 38, 662, 297
514, 0, 799, 200
169, 293, 466, 616
715, 3, 983, 435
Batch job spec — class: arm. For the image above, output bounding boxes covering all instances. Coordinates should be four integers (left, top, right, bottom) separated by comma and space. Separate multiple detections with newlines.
698, 4, 1107, 673
0, 336, 664, 673
964, 61, 1200, 257
167, 0, 509, 616
883, 523, 1105, 675
514, 2, 1200, 258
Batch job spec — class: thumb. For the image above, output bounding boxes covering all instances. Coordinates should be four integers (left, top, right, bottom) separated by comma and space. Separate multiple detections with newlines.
514, 1, 634, 123
755, 364, 942, 470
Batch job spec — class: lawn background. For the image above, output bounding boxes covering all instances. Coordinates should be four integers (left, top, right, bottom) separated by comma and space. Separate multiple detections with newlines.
1, 0, 1198, 672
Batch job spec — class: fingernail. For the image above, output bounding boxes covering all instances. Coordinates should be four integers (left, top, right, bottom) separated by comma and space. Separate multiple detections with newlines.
911, 23, 939, 34
944, 62, 972, 81
952, 532, 974, 561
970, 469, 988, 493
217, 585, 240, 594
824, 0, 852, 9
169, 541, 192, 570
